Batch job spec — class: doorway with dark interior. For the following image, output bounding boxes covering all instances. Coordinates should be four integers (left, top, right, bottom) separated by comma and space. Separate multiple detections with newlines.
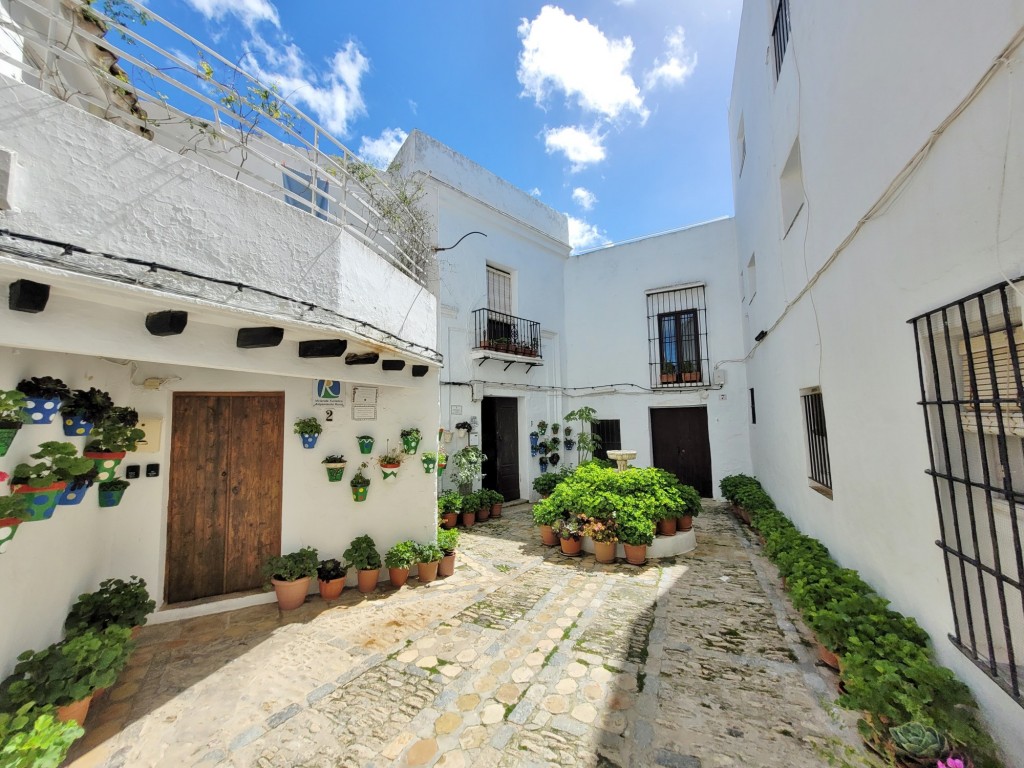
650, 406, 713, 497
481, 396, 520, 501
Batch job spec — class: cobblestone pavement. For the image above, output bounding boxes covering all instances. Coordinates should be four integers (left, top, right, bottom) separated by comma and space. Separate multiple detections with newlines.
68, 504, 881, 768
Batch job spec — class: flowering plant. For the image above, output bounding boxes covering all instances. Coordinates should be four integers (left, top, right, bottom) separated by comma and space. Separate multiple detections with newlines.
937, 757, 971, 768
581, 516, 618, 543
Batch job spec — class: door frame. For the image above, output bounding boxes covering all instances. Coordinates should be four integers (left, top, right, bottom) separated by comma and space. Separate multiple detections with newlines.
648, 405, 713, 497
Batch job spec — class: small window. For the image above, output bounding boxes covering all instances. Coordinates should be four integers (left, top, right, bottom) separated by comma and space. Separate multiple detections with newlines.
801, 388, 832, 495
771, 0, 791, 80
592, 419, 621, 461
750, 388, 757, 425
780, 138, 804, 236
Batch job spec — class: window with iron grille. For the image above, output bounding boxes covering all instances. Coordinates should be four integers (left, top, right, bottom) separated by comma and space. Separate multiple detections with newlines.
486, 266, 514, 342
801, 389, 832, 493
592, 419, 621, 461
771, 0, 792, 80
911, 280, 1024, 706
647, 285, 709, 388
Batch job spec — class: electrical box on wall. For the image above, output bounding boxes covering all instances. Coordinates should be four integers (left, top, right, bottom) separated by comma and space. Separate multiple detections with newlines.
135, 418, 163, 453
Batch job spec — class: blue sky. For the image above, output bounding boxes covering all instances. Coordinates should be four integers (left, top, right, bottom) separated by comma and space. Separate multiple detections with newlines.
144, 0, 742, 249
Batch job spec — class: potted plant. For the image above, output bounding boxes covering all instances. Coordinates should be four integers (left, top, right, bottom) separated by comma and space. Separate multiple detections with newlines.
16, 377, 71, 425
460, 490, 478, 528
316, 558, 347, 600
492, 337, 509, 353
680, 360, 700, 383
451, 446, 486, 495
97, 479, 130, 508
539, 456, 549, 473
384, 540, 419, 588
11, 442, 94, 520
438, 490, 461, 529
84, 407, 145, 481
350, 462, 371, 501
618, 500, 655, 565
548, 452, 561, 467
0, 493, 31, 554
59, 388, 113, 438
532, 496, 564, 547
262, 546, 318, 610
536, 420, 548, 436
0, 703, 84, 766
344, 535, 382, 593
0, 389, 31, 457
400, 427, 422, 454
552, 516, 583, 556
582, 516, 619, 564
660, 361, 677, 383
416, 542, 444, 583
436, 450, 447, 476
454, 421, 472, 437
484, 489, 504, 518
677, 483, 702, 532
564, 438, 576, 452
437, 528, 459, 577
0, 625, 134, 725
356, 435, 375, 454
322, 455, 347, 482
421, 451, 439, 474
378, 447, 403, 479
532, 472, 562, 499
551, 423, 560, 435
57, 465, 99, 507
64, 577, 155, 636
293, 417, 322, 449
476, 489, 491, 522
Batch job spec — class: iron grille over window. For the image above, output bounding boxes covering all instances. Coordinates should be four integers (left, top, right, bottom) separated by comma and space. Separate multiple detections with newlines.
911, 279, 1024, 706
647, 285, 709, 388
772, 0, 791, 79
487, 266, 513, 315
592, 419, 621, 461
802, 390, 832, 491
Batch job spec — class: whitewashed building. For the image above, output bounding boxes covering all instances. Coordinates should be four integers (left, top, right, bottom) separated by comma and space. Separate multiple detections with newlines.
0, 0, 440, 670
729, 0, 1024, 751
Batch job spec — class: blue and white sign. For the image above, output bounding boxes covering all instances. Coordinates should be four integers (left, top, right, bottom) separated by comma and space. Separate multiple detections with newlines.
313, 379, 344, 408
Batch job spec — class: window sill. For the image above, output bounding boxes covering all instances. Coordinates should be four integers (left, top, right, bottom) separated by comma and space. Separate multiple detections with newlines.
808, 482, 833, 500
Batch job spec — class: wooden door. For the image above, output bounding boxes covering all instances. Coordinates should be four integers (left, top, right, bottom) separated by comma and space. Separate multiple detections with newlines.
166, 393, 283, 603
650, 407, 713, 497
482, 397, 520, 501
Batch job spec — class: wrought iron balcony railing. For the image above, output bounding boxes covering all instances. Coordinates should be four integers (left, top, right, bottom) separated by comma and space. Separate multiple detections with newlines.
472, 309, 542, 359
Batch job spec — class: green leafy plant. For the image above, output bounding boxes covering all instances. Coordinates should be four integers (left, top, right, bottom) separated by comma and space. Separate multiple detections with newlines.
437, 490, 462, 514
416, 543, 443, 563
98, 479, 130, 493
531, 496, 565, 527
16, 378, 71, 401
86, 408, 145, 453
0, 626, 134, 709
262, 546, 319, 583
532, 471, 565, 496
536, 420, 548, 435
59, 388, 113, 424
384, 540, 419, 569
293, 417, 322, 436
437, 528, 459, 554
64, 577, 155, 635
581, 516, 618, 543
890, 722, 948, 760
378, 447, 404, 466
0, 495, 32, 522
0, 390, 31, 425
316, 558, 346, 581
11, 443, 94, 487
481, 489, 503, 508
343, 535, 381, 571
350, 463, 371, 488
452, 445, 486, 488
551, 516, 583, 541
400, 428, 422, 441
322, 455, 346, 464
0, 703, 83, 767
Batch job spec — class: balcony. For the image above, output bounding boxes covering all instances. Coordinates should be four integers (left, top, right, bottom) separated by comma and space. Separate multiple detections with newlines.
471, 308, 543, 370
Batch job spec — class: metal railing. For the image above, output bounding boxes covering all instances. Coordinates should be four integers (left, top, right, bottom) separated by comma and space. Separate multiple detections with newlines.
771, 0, 791, 79
0, 0, 432, 287
472, 308, 542, 359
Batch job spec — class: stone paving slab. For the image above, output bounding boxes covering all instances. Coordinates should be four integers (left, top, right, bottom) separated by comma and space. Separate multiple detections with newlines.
68, 502, 882, 768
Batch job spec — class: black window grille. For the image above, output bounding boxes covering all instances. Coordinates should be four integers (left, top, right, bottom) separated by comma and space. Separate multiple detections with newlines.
750, 388, 757, 425
647, 285, 709, 388
802, 390, 832, 491
910, 279, 1024, 706
592, 419, 621, 461
772, 0, 791, 79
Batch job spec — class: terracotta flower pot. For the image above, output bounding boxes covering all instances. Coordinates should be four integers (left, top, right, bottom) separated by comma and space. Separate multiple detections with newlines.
389, 567, 410, 587
539, 524, 558, 546
439, 552, 456, 577
417, 560, 440, 583
441, 512, 458, 529
657, 518, 677, 537
357, 568, 379, 593
318, 577, 344, 601
678, 515, 693, 532
623, 543, 647, 565
593, 540, 617, 564
490, 502, 503, 518
461, 511, 476, 527
560, 537, 582, 556
56, 693, 94, 725
817, 643, 840, 670
477, 505, 490, 522
271, 576, 310, 610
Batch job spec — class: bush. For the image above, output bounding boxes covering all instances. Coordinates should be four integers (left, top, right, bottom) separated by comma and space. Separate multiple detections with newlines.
416, 543, 443, 563
0, 703, 83, 768
64, 576, 155, 636
343, 535, 381, 571
384, 541, 419, 569
262, 547, 319, 583
437, 490, 462, 514
437, 528, 459, 554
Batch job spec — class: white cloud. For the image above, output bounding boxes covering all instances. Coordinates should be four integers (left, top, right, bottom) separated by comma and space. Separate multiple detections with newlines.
242, 36, 369, 136
359, 127, 408, 169
184, 0, 279, 28
572, 187, 597, 210
644, 26, 697, 90
518, 6, 648, 122
567, 214, 606, 251
544, 125, 606, 171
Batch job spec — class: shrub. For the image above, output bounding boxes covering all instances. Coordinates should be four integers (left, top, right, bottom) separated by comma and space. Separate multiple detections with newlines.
532, 496, 564, 526
0, 703, 83, 767
343, 535, 381, 571
416, 543, 443, 563
384, 541, 419, 569
64, 576, 155, 635
615, 497, 655, 546
262, 547, 319, 583
437, 528, 459, 554
438, 490, 462, 514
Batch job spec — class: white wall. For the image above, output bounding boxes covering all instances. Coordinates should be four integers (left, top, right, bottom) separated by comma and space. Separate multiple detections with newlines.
565, 220, 752, 489
730, 0, 1024, 751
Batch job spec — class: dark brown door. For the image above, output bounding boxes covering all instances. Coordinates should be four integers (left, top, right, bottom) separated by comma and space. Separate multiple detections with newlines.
166, 392, 284, 603
650, 407, 713, 497
482, 397, 520, 501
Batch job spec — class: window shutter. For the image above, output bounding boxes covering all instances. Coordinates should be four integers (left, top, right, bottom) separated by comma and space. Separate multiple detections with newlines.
487, 267, 512, 316
959, 329, 1024, 435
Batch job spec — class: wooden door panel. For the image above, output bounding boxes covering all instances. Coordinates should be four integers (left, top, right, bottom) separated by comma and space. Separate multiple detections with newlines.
650, 407, 713, 497
223, 395, 283, 594
494, 399, 520, 501
167, 395, 231, 603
